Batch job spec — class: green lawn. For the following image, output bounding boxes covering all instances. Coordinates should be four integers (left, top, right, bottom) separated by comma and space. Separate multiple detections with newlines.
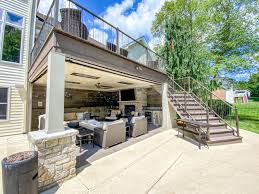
235, 97, 259, 134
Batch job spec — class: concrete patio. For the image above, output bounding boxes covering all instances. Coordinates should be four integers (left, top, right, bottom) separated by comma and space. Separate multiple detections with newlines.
1, 128, 259, 194
42, 128, 259, 194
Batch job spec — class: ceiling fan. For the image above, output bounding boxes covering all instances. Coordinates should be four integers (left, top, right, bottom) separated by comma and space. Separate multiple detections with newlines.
95, 83, 113, 89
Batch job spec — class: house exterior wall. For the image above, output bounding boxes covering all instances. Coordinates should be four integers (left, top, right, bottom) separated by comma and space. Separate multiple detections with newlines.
212, 88, 234, 104
0, 0, 33, 136
226, 88, 234, 104
212, 89, 227, 101
126, 40, 153, 65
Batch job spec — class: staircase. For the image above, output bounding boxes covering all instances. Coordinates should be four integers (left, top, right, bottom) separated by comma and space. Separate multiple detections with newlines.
168, 77, 242, 146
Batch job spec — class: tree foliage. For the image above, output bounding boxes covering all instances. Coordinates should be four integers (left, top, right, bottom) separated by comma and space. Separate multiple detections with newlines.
152, 0, 210, 81
205, 0, 259, 77
236, 71, 259, 97
152, 0, 259, 82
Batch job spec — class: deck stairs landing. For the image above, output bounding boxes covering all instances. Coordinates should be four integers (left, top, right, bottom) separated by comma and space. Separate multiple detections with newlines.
168, 77, 242, 146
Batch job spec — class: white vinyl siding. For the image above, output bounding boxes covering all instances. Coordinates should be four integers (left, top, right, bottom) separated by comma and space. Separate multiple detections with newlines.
0, 0, 32, 136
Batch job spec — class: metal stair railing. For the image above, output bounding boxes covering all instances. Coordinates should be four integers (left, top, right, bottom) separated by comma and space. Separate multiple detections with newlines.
168, 89, 208, 147
168, 78, 212, 140
170, 76, 240, 137
168, 90, 194, 121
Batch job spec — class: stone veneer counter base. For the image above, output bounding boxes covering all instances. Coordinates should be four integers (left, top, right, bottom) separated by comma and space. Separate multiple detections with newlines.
28, 129, 79, 192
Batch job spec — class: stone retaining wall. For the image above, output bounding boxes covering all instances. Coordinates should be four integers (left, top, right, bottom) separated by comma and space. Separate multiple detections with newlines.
28, 129, 79, 191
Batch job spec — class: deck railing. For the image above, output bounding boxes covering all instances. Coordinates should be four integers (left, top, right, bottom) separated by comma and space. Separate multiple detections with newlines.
31, 0, 167, 73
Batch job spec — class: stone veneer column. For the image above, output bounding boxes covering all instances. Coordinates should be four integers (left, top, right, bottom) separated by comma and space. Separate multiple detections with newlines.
28, 129, 79, 191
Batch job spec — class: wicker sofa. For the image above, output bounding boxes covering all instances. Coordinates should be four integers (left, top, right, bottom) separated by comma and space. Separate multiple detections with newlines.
80, 119, 126, 148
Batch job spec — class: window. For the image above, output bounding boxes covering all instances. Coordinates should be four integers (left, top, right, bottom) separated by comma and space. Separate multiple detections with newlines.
0, 87, 9, 120
0, 9, 24, 64
2, 25, 22, 63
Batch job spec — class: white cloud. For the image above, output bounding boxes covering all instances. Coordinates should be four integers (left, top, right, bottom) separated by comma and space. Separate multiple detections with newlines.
102, 0, 166, 41
38, 0, 166, 50
38, 0, 52, 15
38, 0, 77, 15
148, 36, 164, 50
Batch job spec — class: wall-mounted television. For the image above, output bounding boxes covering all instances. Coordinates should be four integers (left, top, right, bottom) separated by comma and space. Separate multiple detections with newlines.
120, 89, 135, 101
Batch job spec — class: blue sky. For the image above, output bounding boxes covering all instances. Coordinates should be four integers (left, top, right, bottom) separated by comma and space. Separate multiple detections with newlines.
75, 0, 137, 15
38, 0, 165, 48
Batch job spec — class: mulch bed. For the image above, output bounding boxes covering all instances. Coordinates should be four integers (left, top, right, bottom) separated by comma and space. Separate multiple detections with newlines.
6, 151, 33, 163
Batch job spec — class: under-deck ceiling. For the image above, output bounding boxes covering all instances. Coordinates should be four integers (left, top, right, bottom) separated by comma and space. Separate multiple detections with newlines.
34, 61, 156, 91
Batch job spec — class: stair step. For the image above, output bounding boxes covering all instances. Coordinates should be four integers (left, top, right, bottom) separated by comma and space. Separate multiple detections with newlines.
207, 135, 242, 145
173, 101, 201, 106
195, 118, 221, 122
192, 115, 219, 120
181, 112, 214, 116
171, 96, 194, 100
172, 99, 196, 102
209, 128, 233, 133
202, 124, 227, 130
209, 131, 235, 138
173, 92, 189, 95
207, 122, 227, 127
177, 107, 204, 111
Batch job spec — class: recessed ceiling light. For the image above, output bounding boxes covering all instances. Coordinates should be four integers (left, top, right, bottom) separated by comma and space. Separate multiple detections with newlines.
95, 83, 113, 89
65, 81, 80, 84
118, 81, 133, 85
99, 86, 114, 89
71, 73, 100, 79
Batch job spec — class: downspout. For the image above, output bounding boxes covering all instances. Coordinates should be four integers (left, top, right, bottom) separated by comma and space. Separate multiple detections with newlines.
25, 0, 38, 133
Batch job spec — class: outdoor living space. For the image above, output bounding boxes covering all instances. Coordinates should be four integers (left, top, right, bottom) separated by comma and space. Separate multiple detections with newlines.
28, 0, 171, 188
31, 60, 168, 168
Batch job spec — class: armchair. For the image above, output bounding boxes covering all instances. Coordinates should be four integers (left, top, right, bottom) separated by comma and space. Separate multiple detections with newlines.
94, 120, 126, 148
131, 116, 148, 137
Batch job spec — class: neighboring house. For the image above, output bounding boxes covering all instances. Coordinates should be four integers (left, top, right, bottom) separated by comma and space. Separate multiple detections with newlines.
0, 0, 34, 136
123, 36, 157, 68
234, 90, 250, 103
212, 88, 235, 104
212, 78, 235, 104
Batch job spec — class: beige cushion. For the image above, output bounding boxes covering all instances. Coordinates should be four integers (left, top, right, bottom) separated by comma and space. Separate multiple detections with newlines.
76, 112, 84, 120
131, 115, 145, 124
103, 120, 123, 130
111, 109, 121, 116
64, 112, 77, 121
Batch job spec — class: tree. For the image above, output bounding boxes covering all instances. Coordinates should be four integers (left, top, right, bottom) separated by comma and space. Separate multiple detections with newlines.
152, 0, 259, 84
206, 0, 259, 78
152, 0, 210, 81
248, 72, 259, 97
235, 70, 259, 97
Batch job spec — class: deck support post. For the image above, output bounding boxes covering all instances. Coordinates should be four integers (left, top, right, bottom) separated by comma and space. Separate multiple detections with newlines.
45, 51, 65, 133
206, 108, 210, 140
116, 28, 120, 54
162, 82, 176, 129
235, 107, 240, 137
